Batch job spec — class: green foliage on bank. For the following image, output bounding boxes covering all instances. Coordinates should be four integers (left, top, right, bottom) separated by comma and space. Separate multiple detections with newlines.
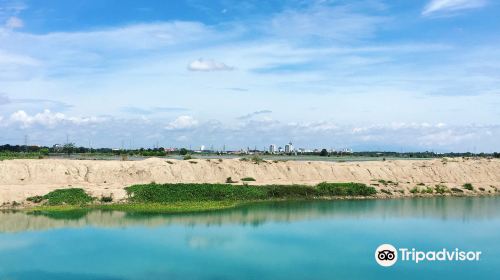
124, 182, 377, 203
28, 188, 94, 206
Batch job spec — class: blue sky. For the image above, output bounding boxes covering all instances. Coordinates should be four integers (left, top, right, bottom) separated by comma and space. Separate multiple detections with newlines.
0, 0, 499, 151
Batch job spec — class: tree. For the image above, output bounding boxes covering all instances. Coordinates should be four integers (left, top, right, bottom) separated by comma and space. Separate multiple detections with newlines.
320, 149, 328, 156
179, 148, 188, 155
63, 143, 76, 156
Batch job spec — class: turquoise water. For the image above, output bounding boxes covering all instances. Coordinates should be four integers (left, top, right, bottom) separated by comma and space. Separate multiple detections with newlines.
0, 197, 499, 279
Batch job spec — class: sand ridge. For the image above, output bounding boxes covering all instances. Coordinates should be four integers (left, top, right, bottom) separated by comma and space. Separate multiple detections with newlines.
0, 157, 499, 204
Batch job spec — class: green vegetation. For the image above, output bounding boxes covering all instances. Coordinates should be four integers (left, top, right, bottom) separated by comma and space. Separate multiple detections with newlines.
380, 189, 392, 195
451, 187, 464, 193
422, 186, 434, 194
25, 182, 378, 213
434, 184, 449, 194
100, 195, 113, 203
226, 177, 238, 183
33, 188, 94, 206
124, 182, 376, 204
317, 182, 377, 196
26, 195, 44, 203
241, 177, 256, 181
183, 154, 193, 160
463, 183, 474, 191
410, 187, 420, 194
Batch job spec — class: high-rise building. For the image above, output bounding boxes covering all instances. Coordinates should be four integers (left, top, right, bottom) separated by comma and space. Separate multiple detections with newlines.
284, 142, 294, 153
269, 144, 276, 154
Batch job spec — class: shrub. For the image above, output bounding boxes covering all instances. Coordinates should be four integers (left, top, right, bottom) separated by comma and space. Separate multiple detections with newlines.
463, 183, 473, 191
226, 177, 237, 183
183, 154, 193, 160
434, 184, 448, 194
166, 160, 174, 164
451, 187, 464, 193
100, 195, 113, 203
416, 183, 425, 186
251, 155, 264, 164
381, 189, 392, 195
422, 187, 434, 194
123, 182, 377, 204
241, 177, 256, 182
189, 161, 198, 164
378, 179, 388, 186
27, 195, 44, 203
479, 187, 485, 192
43, 188, 93, 205
410, 187, 419, 194
317, 182, 376, 196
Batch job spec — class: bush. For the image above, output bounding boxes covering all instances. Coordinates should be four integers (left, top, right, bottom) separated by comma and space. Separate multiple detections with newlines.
317, 182, 377, 196
410, 187, 419, 194
241, 177, 256, 181
451, 187, 464, 193
381, 189, 392, 195
434, 184, 448, 194
226, 177, 237, 183
43, 188, 93, 205
251, 155, 264, 164
422, 187, 434, 194
100, 195, 113, 203
123, 182, 377, 204
183, 154, 193, 160
463, 183, 473, 191
179, 148, 188, 155
27, 195, 44, 203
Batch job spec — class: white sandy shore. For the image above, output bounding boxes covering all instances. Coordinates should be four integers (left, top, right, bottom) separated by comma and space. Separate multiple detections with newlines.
0, 157, 499, 205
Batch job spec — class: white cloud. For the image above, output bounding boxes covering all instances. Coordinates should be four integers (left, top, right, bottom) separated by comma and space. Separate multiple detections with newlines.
187, 58, 234, 71
8, 109, 103, 128
0, 50, 39, 66
5, 16, 23, 29
165, 115, 199, 130
422, 0, 487, 15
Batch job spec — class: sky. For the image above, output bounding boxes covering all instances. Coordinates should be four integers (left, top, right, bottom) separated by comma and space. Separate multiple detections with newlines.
0, 0, 499, 152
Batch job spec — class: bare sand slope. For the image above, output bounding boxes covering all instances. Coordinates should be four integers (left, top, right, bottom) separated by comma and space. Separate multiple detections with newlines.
0, 158, 499, 204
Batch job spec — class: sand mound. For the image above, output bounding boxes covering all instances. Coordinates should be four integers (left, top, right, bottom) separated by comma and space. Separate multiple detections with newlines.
0, 157, 499, 204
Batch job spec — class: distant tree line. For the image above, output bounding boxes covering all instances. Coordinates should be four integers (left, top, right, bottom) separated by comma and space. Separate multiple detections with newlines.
0, 144, 498, 158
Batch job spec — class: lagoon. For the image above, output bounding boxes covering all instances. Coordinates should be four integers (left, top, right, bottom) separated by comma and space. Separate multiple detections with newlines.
0, 197, 499, 279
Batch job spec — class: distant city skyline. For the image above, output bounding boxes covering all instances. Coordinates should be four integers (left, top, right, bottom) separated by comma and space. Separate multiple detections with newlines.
0, 0, 499, 152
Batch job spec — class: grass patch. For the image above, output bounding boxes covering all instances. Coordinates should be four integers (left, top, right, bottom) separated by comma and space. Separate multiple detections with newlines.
422, 186, 434, 194
241, 177, 256, 182
434, 184, 449, 194
380, 189, 392, 195
26, 195, 44, 203
463, 183, 474, 191
316, 182, 377, 196
124, 182, 377, 204
43, 188, 93, 206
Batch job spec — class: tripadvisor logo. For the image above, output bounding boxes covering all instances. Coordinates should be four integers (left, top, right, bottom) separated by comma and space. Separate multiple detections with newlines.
375, 244, 398, 267
375, 244, 482, 267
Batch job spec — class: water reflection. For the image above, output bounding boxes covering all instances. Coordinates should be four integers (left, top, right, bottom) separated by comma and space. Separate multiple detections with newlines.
0, 197, 498, 233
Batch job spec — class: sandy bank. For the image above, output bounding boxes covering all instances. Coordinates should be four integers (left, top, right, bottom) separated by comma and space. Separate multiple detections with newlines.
0, 157, 499, 205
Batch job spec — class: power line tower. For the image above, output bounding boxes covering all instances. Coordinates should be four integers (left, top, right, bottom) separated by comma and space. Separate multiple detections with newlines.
24, 135, 28, 153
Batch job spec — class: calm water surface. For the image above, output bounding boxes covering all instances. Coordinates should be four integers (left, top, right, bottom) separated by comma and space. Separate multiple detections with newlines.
0, 197, 499, 279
